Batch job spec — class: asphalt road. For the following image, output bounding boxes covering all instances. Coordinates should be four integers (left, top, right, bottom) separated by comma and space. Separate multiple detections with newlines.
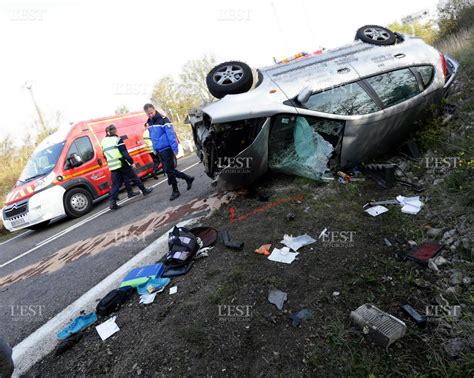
0, 155, 216, 346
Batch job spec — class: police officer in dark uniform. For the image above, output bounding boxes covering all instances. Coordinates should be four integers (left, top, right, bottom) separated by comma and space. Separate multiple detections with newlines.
144, 104, 194, 201
101, 125, 153, 210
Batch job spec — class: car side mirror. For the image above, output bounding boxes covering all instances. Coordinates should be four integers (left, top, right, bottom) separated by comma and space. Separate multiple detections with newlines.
297, 87, 312, 104
67, 153, 83, 168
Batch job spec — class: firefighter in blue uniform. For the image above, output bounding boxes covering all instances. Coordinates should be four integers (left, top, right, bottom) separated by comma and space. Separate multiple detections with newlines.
144, 104, 194, 201
101, 125, 153, 210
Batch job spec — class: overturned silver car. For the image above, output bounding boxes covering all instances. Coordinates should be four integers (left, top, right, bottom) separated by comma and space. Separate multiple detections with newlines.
189, 25, 459, 189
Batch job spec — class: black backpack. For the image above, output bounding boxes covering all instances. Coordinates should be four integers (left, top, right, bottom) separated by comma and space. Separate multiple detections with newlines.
165, 226, 199, 267
96, 286, 134, 317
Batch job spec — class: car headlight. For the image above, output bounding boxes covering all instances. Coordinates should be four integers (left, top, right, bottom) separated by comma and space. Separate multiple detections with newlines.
35, 171, 56, 191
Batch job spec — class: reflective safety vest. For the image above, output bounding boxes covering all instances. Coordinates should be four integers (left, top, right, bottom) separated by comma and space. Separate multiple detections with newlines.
143, 128, 154, 153
101, 136, 123, 171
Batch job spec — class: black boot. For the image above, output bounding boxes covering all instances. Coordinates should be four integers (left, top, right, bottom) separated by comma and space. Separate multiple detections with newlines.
170, 184, 180, 201
184, 175, 195, 190
142, 187, 153, 196
110, 200, 121, 210
128, 191, 140, 198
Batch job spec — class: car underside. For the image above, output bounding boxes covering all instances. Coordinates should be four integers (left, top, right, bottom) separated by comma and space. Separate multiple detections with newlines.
189, 25, 459, 190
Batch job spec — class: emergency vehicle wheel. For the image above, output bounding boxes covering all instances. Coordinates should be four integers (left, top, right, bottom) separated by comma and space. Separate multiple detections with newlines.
64, 187, 93, 218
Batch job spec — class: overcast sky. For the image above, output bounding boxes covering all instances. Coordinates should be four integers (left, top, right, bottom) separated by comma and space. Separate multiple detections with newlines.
0, 0, 440, 142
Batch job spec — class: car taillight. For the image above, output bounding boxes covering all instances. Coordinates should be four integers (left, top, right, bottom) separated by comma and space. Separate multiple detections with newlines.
439, 53, 448, 82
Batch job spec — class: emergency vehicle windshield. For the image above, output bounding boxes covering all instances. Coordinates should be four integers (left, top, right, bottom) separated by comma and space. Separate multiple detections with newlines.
17, 141, 65, 185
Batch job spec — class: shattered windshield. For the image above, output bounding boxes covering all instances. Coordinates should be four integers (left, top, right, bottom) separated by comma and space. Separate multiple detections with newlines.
17, 141, 65, 184
269, 116, 341, 180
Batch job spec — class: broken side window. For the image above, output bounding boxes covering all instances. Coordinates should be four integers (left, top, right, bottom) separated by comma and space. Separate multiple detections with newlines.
269, 115, 343, 180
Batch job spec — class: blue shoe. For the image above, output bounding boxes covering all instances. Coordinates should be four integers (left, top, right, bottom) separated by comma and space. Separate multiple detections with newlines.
57, 312, 98, 340
137, 277, 171, 296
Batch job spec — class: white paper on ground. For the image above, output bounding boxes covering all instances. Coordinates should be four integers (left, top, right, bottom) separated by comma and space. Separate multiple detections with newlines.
268, 247, 299, 264
397, 195, 423, 215
280, 234, 316, 251
96, 316, 120, 341
139, 293, 157, 305
169, 286, 178, 295
365, 205, 389, 217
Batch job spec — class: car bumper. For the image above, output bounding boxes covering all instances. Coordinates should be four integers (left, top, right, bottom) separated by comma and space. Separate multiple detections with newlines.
1, 185, 66, 232
444, 54, 459, 93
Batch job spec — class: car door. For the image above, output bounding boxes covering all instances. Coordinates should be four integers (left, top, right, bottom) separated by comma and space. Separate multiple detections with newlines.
64, 136, 110, 197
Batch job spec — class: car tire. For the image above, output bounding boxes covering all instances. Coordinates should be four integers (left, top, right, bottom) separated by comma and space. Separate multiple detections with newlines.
64, 187, 93, 218
355, 25, 396, 46
27, 220, 50, 231
206, 61, 253, 99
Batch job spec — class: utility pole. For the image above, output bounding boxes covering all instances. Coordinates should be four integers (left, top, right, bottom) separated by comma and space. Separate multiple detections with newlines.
24, 81, 47, 132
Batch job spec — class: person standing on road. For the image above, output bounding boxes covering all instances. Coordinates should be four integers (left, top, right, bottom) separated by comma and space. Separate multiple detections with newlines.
144, 103, 194, 201
143, 123, 160, 179
0, 338, 14, 378
101, 124, 153, 210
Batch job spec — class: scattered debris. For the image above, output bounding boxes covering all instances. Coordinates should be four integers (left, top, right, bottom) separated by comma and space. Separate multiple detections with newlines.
195, 247, 213, 260
428, 258, 440, 272
286, 212, 295, 221
351, 304, 406, 349
96, 316, 120, 341
57, 312, 98, 340
396, 195, 423, 215
360, 164, 396, 189
120, 263, 165, 288
162, 261, 194, 278
433, 256, 449, 266
403, 243, 443, 266
337, 171, 352, 183
268, 289, 288, 310
280, 234, 316, 251
169, 286, 178, 295
54, 333, 83, 356
255, 244, 272, 256
400, 139, 422, 159
332, 291, 340, 297
318, 228, 328, 239
450, 271, 463, 285
367, 199, 399, 206
365, 205, 389, 217
221, 230, 244, 250
408, 240, 417, 247
289, 309, 314, 327
426, 227, 443, 238
384, 238, 393, 247
96, 287, 135, 317
190, 227, 218, 247
268, 247, 299, 264
139, 293, 157, 305
443, 338, 466, 358
401, 304, 427, 327
137, 277, 171, 296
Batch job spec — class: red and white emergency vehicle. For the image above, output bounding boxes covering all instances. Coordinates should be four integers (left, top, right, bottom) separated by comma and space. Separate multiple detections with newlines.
1, 112, 182, 232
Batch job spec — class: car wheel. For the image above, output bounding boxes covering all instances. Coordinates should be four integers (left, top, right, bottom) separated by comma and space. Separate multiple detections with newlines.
206, 61, 253, 99
355, 25, 396, 46
64, 187, 93, 218
27, 220, 50, 231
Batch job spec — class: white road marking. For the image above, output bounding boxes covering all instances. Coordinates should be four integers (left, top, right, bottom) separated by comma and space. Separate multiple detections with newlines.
0, 161, 200, 269
0, 230, 33, 246
12, 219, 194, 377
